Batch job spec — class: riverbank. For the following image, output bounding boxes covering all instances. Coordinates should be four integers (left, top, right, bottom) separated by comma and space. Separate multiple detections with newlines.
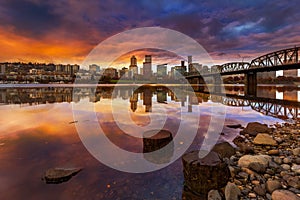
192, 121, 300, 199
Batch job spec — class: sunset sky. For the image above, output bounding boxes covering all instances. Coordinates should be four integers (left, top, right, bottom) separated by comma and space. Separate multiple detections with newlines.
0, 0, 299, 68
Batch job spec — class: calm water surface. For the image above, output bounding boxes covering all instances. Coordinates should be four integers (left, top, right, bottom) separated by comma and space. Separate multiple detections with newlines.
0, 84, 299, 199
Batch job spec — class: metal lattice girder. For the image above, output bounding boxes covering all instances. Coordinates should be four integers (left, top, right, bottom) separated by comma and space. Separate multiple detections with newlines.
250, 46, 300, 68
219, 62, 251, 73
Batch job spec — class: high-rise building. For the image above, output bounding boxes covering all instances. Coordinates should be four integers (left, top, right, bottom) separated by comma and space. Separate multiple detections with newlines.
157, 64, 167, 77
0, 64, 5, 74
119, 67, 129, 78
103, 68, 118, 78
143, 55, 152, 79
173, 61, 187, 79
89, 64, 100, 74
129, 56, 138, 75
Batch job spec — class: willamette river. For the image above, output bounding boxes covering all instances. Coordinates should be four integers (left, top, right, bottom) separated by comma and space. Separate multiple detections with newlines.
0, 84, 299, 199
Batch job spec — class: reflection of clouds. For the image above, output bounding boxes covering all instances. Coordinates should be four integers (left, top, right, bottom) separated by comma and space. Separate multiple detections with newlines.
0, 103, 74, 137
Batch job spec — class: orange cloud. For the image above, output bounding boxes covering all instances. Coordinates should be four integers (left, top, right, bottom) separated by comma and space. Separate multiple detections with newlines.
0, 25, 93, 64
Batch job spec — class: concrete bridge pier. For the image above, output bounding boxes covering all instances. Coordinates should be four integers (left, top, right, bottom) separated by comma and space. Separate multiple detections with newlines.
245, 72, 257, 96
212, 75, 223, 94
188, 76, 205, 92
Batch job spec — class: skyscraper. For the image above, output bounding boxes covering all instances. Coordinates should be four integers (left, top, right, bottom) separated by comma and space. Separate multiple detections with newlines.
143, 55, 152, 79
129, 56, 138, 75
157, 64, 167, 78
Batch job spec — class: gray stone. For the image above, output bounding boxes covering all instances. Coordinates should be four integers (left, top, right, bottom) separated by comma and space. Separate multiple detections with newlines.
238, 172, 249, 179
241, 122, 272, 136
208, 190, 222, 200
249, 162, 266, 173
268, 149, 279, 155
281, 164, 291, 170
248, 192, 256, 198
225, 182, 241, 200
253, 133, 277, 146
292, 148, 300, 156
42, 168, 82, 184
253, 185, 266, 196
287, 176, 300, 189
238, 155, 269, 169
266, 180, 281, 193
212, 142, 236, 159
266, 193, 272, 200
271, 189, 300, 200
291, 165, 300, 174
274, 157, 283, 165
283, 158, 291, 164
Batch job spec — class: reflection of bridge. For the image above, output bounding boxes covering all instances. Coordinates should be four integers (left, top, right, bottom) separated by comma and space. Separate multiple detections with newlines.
210, 93, 300, 120
186, 47, 300, 95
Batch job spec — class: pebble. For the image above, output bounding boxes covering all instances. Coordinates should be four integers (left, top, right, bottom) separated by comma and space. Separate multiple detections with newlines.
292, 148, 300, 156
266, 180, 281, 193
268, 149, 279, 155
281, 164, 291, 170
248, 192, 256, 198
274, 157, 283, 164
193, 122, 300, 199
291, 165, 300, 174
283, 158, 291, 164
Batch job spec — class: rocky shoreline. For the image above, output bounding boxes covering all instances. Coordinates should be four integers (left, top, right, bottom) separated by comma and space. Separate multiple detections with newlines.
184, 121, 300, 200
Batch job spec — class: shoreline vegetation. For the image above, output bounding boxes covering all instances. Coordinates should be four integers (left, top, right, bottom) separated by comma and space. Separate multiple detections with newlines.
184, 121, 300, 199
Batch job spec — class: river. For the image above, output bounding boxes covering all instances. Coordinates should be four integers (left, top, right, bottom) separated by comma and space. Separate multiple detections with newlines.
0, 84, 299, 199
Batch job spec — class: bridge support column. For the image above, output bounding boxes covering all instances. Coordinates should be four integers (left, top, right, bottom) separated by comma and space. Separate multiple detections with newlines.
245, 72, 257, 96
213, 75, 223, 94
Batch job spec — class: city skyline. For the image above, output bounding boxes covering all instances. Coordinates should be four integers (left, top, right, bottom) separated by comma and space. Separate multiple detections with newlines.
0, 1, 299, 65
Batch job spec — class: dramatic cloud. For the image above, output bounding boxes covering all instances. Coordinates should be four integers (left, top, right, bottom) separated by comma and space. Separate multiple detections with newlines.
0, 0, 299, 66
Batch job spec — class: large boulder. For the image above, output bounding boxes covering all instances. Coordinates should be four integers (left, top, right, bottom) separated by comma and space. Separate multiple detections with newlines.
238, 155, 270, 172
225, 182, 241, 200
212, 142, 235, 159
253, 133, 277, 146
271, 189, 300, 200
266, 180, 281, 193
43, 168, 82, 184
241, 122, 272, 136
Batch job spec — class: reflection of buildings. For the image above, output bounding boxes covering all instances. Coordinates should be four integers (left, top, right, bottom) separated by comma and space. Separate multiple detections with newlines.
257, 87, 276, 99
130, 92, 138, 112
157, 90, 167, 103
283, 69, 298, 78
143, 88, 152, 112
257, 71, 276, 82
283, 90, 298, 101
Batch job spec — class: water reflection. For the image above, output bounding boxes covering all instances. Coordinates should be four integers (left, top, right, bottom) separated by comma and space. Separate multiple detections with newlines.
1, 84, 298, 199
1, 85, 299, 120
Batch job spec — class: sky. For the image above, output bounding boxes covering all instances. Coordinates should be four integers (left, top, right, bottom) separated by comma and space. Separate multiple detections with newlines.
0, 0, 299, 68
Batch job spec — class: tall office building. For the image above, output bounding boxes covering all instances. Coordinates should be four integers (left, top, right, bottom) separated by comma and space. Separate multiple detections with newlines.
0, 64, 5, 74
143, 55, 152, 79
157, 64, 167, 77
129, 56, 138, 75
